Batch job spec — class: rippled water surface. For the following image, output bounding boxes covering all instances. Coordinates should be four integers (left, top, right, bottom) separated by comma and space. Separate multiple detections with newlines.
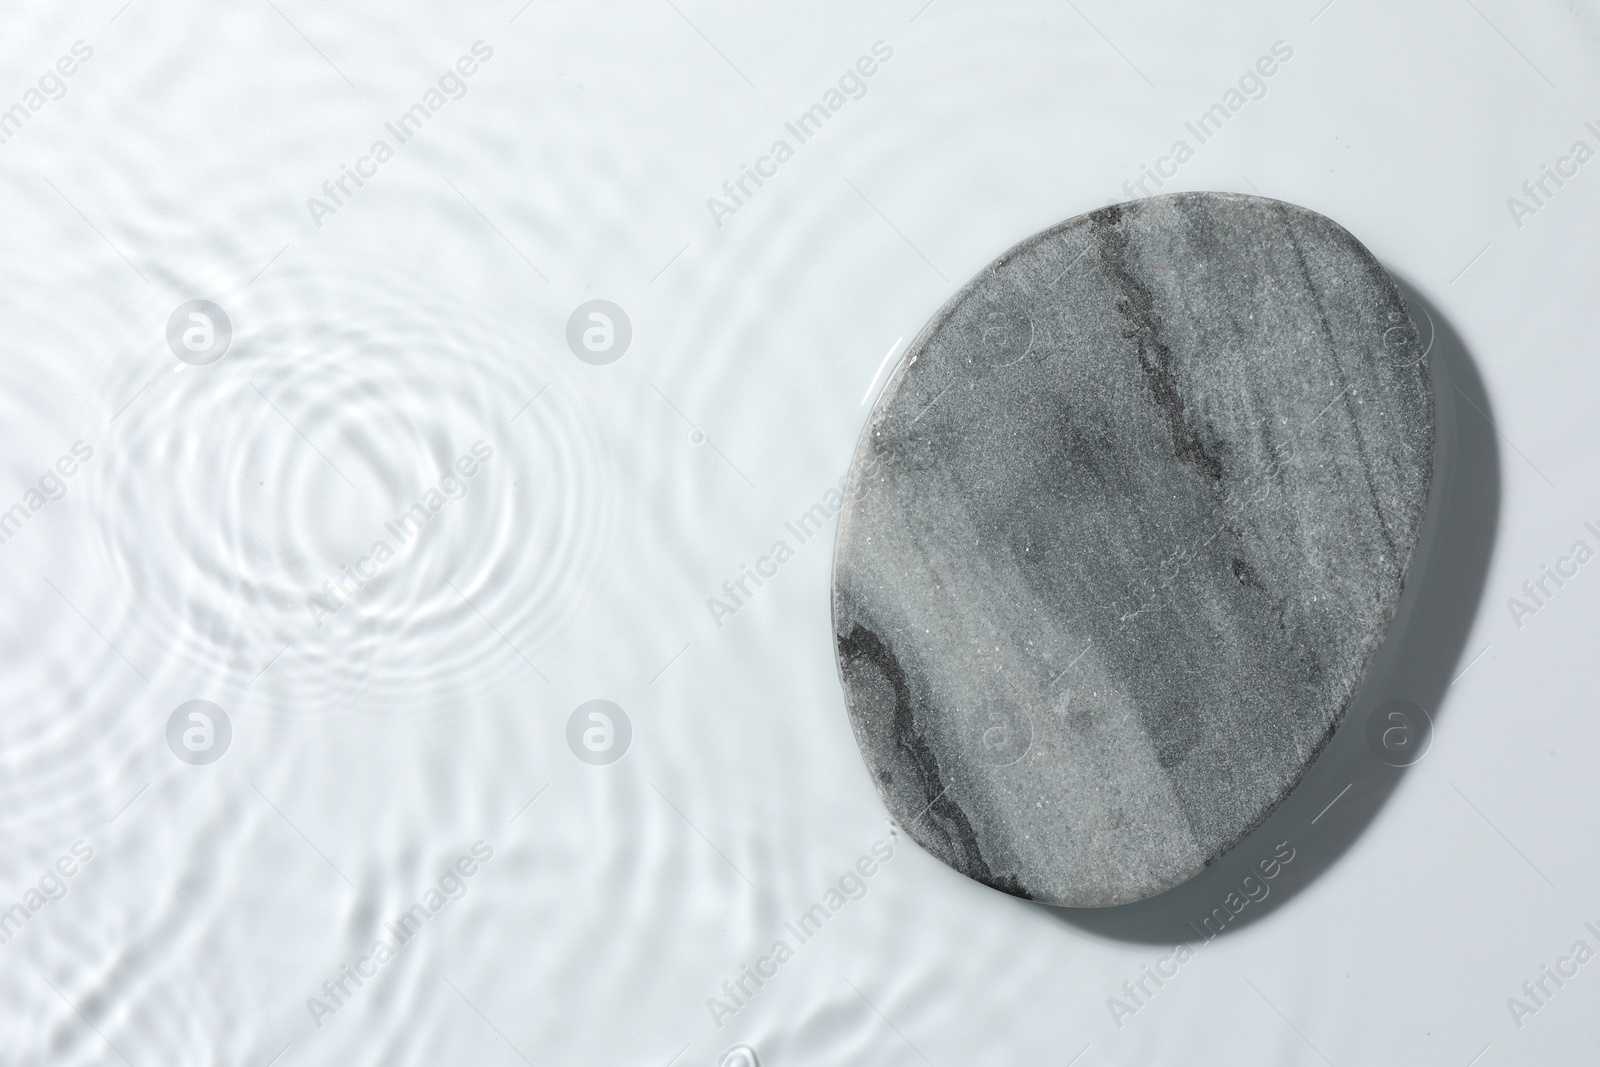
3, 2, 1599, 1064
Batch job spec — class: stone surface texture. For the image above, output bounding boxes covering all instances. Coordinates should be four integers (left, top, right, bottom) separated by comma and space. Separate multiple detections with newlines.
832, 192, 1433, 907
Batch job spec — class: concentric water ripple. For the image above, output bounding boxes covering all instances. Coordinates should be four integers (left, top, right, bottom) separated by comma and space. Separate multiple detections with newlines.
89, 242, 615, 720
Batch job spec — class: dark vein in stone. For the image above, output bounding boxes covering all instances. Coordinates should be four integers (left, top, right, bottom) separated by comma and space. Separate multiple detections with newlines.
1091, 204, 1225, 490
836, 623, 1029, 899
1276, 204, 1399, 561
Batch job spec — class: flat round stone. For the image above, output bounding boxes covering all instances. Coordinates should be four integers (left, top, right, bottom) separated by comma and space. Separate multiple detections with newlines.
832, 192, 1433, 907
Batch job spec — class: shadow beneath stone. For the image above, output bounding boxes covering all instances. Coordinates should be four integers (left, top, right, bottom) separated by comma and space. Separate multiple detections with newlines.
1039, 275, 1499, 945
